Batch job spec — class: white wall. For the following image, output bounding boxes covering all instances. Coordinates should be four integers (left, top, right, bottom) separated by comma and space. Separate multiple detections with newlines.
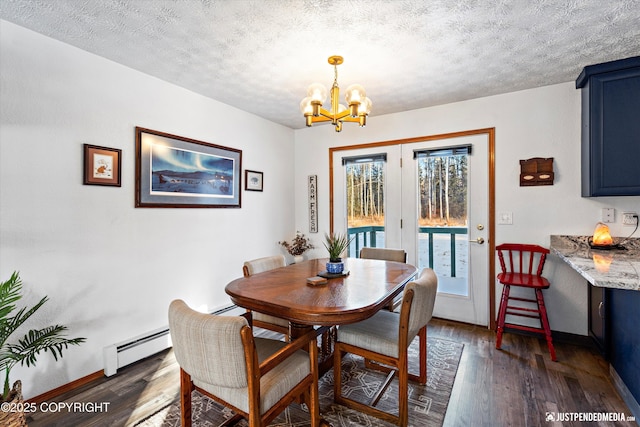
0, 21, 296, 398
293, 82, 640, 336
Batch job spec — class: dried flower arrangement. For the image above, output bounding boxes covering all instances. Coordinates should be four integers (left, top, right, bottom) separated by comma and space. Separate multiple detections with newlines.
278, 231, 314, 256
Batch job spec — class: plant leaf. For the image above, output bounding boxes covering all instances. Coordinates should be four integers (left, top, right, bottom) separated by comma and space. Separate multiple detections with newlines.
0, 271, 22, 320
6, 325, 85, 368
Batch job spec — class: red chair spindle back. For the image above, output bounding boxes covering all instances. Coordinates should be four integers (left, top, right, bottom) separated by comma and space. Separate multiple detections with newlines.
496, 243, 549, 277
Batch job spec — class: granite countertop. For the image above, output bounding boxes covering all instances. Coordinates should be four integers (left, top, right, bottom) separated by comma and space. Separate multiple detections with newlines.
550, 235, 640, 291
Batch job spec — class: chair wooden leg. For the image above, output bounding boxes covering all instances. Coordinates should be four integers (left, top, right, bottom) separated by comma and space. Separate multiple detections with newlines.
309, 339, 320, 427
333, 345, 343, 405
418, 326, 427, 384
370, 370, 396, 406
219, 414, 244, 426
536, 289, 557, 361
398, 353, 409, 427
495, 284, 511, 349
336, 340, 425, 426
179, 368, 193, 427
364, 358, 376, 369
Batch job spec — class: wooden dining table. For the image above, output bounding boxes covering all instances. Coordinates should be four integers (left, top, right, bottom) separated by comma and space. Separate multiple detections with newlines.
225, 257, 418, 369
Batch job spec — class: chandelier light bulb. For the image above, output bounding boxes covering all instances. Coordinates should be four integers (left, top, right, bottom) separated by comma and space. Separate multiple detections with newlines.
345, 84, 366, 103
306, 83, 328, 104
300, 97, 316, 126
345, 84, 366, 117
300, 97, 313, 115
358, 97, 372, 116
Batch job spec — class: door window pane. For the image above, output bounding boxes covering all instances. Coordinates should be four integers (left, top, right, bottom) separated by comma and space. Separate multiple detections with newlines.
417, 153, 469, 295
345, 160, 385, 256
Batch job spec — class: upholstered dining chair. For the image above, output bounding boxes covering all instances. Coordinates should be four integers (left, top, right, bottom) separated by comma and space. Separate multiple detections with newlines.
168, 299, 320, 427
333, 268, 438, 426
360, 247, 407, 311
243, 255, 290, 338
360, 247, 407, 263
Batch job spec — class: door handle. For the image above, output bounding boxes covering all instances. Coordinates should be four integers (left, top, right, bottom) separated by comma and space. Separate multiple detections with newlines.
598, 301, 603, 318
470, 237, 485, 244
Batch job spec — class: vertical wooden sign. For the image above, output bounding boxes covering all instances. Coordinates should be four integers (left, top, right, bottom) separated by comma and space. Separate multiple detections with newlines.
308, 175, 318, 233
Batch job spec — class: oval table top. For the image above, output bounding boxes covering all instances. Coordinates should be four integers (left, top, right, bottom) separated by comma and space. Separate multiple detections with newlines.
225, 257, 418, 326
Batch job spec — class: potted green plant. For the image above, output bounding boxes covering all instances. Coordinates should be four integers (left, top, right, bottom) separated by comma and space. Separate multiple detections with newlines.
279, 231, 314, 263
323, 232, 353, 274
0, 271, 85, 426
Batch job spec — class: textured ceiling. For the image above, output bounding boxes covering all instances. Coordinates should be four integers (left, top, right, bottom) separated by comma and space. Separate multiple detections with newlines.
1, 0, 639, 129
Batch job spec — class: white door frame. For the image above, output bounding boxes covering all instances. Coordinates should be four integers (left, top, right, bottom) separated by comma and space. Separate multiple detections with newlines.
329, 128, 496, 329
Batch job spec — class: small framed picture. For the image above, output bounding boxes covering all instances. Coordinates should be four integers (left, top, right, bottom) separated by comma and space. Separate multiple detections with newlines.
245, 170, 263, 192
83, 144, 121, 187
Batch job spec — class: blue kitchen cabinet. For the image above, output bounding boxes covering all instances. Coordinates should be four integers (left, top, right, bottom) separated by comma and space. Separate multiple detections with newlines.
577, 56, 640, 197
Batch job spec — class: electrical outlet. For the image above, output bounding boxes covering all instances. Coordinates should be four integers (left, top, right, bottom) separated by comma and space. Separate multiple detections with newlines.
602, 208, 615, 223
622, 212, 638, 226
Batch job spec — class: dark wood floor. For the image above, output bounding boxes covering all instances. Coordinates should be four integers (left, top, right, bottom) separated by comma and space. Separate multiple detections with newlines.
26, 318, 636, 427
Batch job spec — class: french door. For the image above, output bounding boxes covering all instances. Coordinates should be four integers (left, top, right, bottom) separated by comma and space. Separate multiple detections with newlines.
330, 130, 494, 326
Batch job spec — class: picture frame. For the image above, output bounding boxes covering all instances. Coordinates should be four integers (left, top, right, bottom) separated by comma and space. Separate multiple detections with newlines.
135, 127, 242, 208
83, 144, 121, 187
245, 170, 263, 192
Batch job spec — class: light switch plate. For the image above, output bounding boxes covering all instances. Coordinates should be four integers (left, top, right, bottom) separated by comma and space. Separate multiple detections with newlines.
602, 208, 615, 223
498, 212, 513, 225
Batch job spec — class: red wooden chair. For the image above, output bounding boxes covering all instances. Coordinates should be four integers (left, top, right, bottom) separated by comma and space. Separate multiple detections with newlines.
495, 243, 557, 361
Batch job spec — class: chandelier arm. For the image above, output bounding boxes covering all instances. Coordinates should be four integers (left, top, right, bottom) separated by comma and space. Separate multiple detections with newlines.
333, 110, 353, 120
338, 115, 361, 123
316, 107, 335, 120
312, 109, 359, 123
309, 115, 333, 124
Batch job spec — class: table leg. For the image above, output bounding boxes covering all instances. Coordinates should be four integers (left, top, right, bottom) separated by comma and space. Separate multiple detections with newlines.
319, 326, 337, 374
289, 323, 336, 374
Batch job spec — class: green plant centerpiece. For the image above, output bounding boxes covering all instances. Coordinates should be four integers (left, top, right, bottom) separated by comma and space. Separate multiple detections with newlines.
323, 232, 353, 274
0, 271, 85, 425
278, 231, 314, 262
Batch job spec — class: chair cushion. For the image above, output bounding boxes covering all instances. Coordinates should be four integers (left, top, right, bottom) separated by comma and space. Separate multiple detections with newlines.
338, 310, 401, 358
194, 337, 310, 415
253, 311, 290, 327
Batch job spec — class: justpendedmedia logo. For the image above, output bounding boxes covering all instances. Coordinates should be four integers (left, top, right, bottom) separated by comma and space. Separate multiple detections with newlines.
545, 411, 635, 423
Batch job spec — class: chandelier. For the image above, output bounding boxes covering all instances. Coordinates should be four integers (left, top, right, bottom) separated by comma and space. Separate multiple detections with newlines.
300, 55, 372, 132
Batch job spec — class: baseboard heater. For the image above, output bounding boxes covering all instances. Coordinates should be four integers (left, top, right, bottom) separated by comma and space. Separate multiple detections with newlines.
103, 304, 241, 376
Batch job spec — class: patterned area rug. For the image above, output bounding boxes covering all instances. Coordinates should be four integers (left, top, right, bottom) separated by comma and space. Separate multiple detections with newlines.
136, 337, 463, 427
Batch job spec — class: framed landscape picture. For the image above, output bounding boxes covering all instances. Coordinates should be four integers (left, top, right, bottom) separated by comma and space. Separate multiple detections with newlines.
83, 144, 121, 187
135, 127, 242, 208
245, 170, 263, 191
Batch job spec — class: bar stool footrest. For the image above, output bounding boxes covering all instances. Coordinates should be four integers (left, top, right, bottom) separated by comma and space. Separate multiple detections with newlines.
504, 323, 546, 335
505, 309, 541, 319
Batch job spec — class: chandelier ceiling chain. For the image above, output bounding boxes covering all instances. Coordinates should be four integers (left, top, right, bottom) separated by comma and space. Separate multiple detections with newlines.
300, 55, 372, 132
